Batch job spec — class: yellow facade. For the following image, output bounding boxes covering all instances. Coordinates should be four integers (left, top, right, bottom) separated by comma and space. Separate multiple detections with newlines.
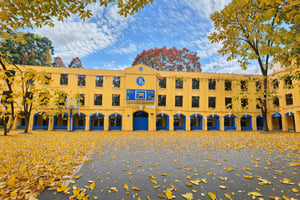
1, 64, 299, 132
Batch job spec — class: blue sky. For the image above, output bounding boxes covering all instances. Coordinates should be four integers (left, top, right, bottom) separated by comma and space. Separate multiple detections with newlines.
35, 0, 260, 74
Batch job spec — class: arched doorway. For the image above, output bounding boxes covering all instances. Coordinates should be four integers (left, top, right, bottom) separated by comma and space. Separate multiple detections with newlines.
207, 114, 220, 130
54, 112, 68, 130
256, 115, 263, 130
190, 114, 203, 130
285, 112, 295, 132
272, 112, 282, 131
173, 114, 186, 130
90, 113, 104, 130
109, 113, 122, 130
224, 114, 236, 130
73, 113, 86, 130
156, 114, 169, 131
241, 114, 252, 131
133, 111, 148, 131
33, 112, 49, 130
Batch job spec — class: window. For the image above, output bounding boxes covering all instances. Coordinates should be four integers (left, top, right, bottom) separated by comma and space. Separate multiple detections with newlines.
58, 92, 67, 106
95, 76, 103, 87
39, 91, 49, 105
159, 78, 166, 88
1, 91, 12, 104
286, 94, 293, 105
208, 97, 216, 108
273, 96, 279, 107
192, 79, 199, 89
112, 94, 120, 106
225, 80, 232, 91
241, 98, 248, 109
113, 76, 120, 88
224, 117, 233, 127
175, 78, 183, 89
94, 94, 102, 105
256, 98, 262, 109
44, 73, 51, 85
284, 76, 292, 89
192, 96, 199, 108
78, 75, 86, 86
158, 95, 166, 106
256, 81, 261, 92
208, 79, 216, 90
225, 97, 232, 109
79, 94, 85, 106
273, 79, 279, 89
60, 74, 68, 85
241, 80, 248, 91
175, 96, 183, 107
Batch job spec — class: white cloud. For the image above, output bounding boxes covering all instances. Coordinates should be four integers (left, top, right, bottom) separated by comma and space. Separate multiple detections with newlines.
182, 0, 230, 19
35, 4, 133, 62
112, 44, 136, 54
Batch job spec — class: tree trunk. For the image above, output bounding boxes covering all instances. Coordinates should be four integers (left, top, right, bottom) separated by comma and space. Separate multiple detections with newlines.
262, 75, 269, 132
24, 116, 29, 133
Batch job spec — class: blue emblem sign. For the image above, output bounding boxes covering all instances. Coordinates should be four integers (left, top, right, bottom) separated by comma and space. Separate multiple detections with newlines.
136, 77, 145, 86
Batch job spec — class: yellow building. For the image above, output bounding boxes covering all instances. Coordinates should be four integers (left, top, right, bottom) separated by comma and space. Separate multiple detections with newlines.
1, 64, 299, 132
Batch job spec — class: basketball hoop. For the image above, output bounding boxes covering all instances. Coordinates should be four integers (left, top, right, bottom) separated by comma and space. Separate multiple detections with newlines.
69, 105, 74, 110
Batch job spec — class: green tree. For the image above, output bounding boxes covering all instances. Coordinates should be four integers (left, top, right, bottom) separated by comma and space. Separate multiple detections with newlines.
0, 32, 54, 66
208, 0, 299, 132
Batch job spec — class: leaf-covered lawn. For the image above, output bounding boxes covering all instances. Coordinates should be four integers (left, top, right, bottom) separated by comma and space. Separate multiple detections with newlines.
0, 131, 299, 200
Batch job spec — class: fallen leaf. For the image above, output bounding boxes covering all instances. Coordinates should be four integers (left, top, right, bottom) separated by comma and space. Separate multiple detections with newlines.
248, 192, 263, 199
208, 192, 216, 200
182, 192, 194, 200
132, 186, 141, 191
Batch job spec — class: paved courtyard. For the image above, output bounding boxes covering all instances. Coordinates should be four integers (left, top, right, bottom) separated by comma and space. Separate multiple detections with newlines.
37, 131, 300, 200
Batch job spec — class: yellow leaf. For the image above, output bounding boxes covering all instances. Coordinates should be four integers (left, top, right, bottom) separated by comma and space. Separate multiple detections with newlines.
226, 167, 234, 172
124, 184, 129, 191
75, 174, 82, 179
158, 194, 165, 198
225, 193, 232, 200
291, 188, 298, 193
248, 192, 263, 199
219, 185, 228, 189
90, 182, 95, 190
208, 192, 216, 200
185, 182, 193, 187
147, 195, 151, 200
182, 192, 194, 200
10, 190, 17, 198
150, 179, 157, 184
161, 173, 168, 176
218, 177, 228, 181
153, 185, 161, 189
268, 196, 281, 200
244, 175, 253, 179
132, 186, 141, 191
184, 168, 192, 171
164, 189, 175, 199
110, 187, 118, 192
192, 190, 197, 193
93, 196, 98, 199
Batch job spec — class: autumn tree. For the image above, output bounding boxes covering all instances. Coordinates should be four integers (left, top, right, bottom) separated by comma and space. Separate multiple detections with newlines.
53, 57, 66, 68
0, 32, 54, 66
208, 0, 299, 132
132, 46, 201, 72
69, 57, 83, 69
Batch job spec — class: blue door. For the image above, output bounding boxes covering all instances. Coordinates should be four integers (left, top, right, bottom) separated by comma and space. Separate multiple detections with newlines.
133, 111, 148, 131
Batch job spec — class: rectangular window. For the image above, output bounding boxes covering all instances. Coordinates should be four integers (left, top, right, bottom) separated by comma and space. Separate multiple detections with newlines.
225, 97, 232, 109
58, 92, 67, 106
256, 80, 261, 92
159, 78, 166, 88
112, 94, 120, 106
175, 78, 183, 89
113, 76, 120, 88
286, 94, 293, 105
241, 80, 248, 91
158, 95, 166, 106
273, 79, 279, 89
208, 97, 216, 108
192, 96, 199, 108
225, 80, 232, 91
94, 94, 102, 105
192, 79, 199, 89
78, 75, 86, 86
175, 96, 183, 107
95, 76, 103, 87
224, 117, 233, 127
284, 76, 292, 89
273, 96, 279, 107
241, 98, 248, 109
256, 98, 262, 109
39, 91, 49, 105
44, 73, 51, 85
79, 94, 85, 106
208, 79, 216, 90
60, 74, 68, 85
